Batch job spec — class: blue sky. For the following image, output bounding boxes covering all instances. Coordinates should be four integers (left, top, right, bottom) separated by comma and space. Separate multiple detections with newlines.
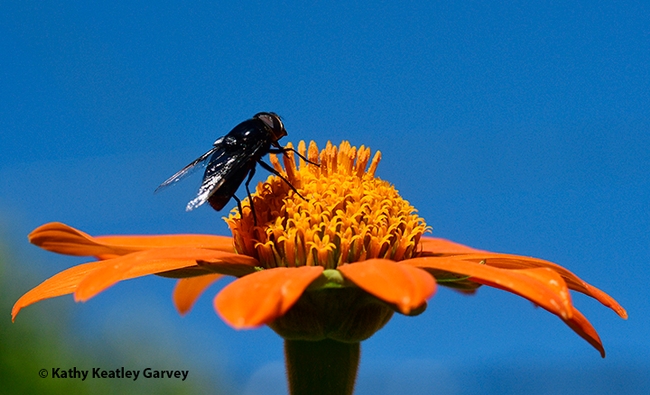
2, 1, 649, 394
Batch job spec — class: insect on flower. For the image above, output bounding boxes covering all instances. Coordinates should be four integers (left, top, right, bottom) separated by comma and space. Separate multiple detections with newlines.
155, 112, 316, 222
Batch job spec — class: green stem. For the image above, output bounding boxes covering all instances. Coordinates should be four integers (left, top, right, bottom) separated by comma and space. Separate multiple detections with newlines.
284, 339, 361, 395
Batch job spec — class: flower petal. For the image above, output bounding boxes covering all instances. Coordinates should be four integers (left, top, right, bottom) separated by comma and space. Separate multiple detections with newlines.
409, 256, 614, 355
338, 259, 436, 315
564, 306, 606, 358
409, 256, 573, 319
419, 236, 486, 255
214, 266, 324, 329
12, 260, 106, 321
173, 274, 223, 315
96, 234, 234, 253
29, 222, 234, 259
450, 253, 627, 319
475, 267, 574, 319
75, 248, 256, 302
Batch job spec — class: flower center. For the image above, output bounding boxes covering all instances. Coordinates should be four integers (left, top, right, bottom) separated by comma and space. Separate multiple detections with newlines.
225, 141, 429, 269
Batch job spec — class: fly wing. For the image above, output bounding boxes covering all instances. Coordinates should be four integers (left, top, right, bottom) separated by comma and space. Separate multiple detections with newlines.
185, 148, 238, 211
185, 136, 267, 211
155, 147, 216, 193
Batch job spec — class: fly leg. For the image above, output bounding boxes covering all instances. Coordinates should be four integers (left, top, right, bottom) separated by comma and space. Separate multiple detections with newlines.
257, 160, 309, 202
268, 146, 320, 166
232, 194, 244, 222
243, 166, 258, 226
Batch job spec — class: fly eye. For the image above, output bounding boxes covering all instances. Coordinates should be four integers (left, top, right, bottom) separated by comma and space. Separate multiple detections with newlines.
255, 112, 286, 137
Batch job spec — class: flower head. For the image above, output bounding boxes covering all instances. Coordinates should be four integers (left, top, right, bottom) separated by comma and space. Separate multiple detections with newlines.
13, 141, 627, 356
227, 140, 427, 268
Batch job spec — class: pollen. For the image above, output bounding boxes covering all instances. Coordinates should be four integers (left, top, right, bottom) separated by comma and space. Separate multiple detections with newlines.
225, 141, 429, 269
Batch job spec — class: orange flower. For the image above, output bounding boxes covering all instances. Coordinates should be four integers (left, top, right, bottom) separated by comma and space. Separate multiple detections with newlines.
12, 141, 626, 357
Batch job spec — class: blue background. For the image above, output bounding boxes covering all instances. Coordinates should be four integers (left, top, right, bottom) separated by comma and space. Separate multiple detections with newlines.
2, 1, 648, 394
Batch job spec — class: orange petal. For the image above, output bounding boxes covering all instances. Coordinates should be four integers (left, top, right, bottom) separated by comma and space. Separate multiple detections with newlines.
29, 222, 234, 258
12, 260, 106, 321
195, 258, 261, 277
173, 274, 223, 315
451, 253, 627, 319
338, 259, 436, 315
96, 234, 234, 253
419, 236, 486, 255
475, 267, 574, 319
408, 257, 573, 319
409, 256, 613, 355
214, 266, 324, 329
75, 248, 257, 302
564, 306, 606, 358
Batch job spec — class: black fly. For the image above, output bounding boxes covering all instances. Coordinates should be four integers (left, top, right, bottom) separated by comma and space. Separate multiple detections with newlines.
155, 112, 315, 224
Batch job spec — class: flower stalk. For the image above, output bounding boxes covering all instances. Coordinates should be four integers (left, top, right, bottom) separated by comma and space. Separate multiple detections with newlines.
285, 339, 360, 395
